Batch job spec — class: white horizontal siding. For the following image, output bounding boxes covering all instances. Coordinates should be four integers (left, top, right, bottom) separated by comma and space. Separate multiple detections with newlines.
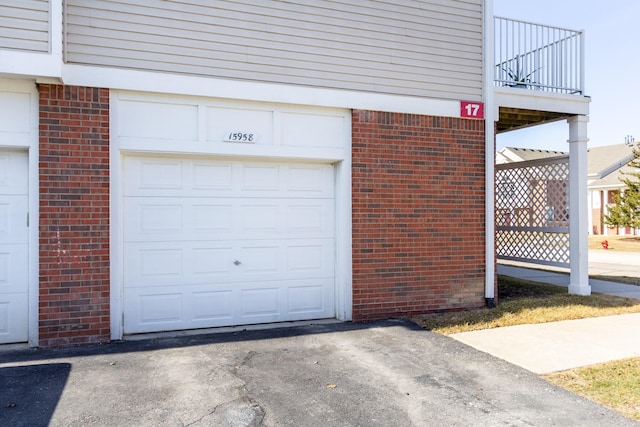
0, 0, 49, 52
65, 0, 483, 101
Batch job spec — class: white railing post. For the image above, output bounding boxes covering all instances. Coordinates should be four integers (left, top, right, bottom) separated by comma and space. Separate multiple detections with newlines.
494, 17, 584, 94
580, 31, 586, 94
568, 115, 590, 295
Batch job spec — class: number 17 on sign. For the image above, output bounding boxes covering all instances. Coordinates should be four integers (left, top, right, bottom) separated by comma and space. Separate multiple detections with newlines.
460, 101, 484, 119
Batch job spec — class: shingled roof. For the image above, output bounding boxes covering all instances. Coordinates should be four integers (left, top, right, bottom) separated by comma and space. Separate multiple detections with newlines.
497, 147, 567, 164
586, 143, 635, 179
497, 144, 639, 189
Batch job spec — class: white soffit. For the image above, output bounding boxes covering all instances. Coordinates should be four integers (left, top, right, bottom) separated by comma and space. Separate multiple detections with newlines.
494, 86, 590, 117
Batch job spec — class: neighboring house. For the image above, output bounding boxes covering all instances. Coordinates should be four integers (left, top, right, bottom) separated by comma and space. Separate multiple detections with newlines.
496, 147, 567, 165
0, 1, 590, 348
587, 144, 639, 236
497, 144, 639, 236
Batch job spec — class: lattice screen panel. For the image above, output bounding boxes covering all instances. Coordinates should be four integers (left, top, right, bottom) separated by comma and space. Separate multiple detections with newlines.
496, 157, 570, 267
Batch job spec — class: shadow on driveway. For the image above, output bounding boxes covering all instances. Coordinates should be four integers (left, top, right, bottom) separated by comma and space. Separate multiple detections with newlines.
0, 363, 70, 426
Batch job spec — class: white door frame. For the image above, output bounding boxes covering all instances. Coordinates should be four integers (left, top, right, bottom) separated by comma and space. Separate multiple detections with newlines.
0, 79, 39, 346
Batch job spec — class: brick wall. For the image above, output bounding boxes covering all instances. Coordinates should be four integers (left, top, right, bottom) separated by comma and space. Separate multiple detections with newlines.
38, 85, 110, 347
352, 110, 486, 320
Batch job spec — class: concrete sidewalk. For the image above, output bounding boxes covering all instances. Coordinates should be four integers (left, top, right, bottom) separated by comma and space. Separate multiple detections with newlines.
450, 262, 640, 374
451, 313, 640, 374
498, 263, 640, 301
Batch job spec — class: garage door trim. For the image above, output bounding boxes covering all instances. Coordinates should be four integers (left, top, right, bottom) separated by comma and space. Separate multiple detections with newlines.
110, 91, 352, 339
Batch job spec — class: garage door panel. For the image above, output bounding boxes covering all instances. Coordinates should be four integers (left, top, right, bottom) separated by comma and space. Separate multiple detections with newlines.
138, 158, 185, 190
241, 287, 280, 318
0, 197, 28, 243
192, 247, 234, 275
0, 150, 29, 194
125, 243, 231, 287
287, 244, 325, 272
0, 245, 28, 293
124, 278, 334, 333
124, 198, 334, 241
286, 203, 333, 234
137, 204, 184, 235
123, 155, 336, 335
193, 162, 234, 190
285, 165, 334, 194
240, 203, 279, 233
124, 200, 234, 238
136, 248, 184, 280
192, 289, 234, 321
240, 164, 280, 191
0, 293, 28, 342
239, 278, 334, 320
239, 245, 279, 273
0, 250, 28, 341
138, 293, 184, 325
124, 239, 334, 286
193, 204, 234, 233
288, 283, 328, 314
123, 157, 334, 199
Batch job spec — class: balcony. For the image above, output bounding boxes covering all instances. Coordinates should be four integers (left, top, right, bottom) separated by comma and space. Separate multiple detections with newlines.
494, 17, 589, 133
494, 17, 584, 94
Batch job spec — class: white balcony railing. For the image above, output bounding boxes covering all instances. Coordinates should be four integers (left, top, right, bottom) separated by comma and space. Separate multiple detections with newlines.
494, 17, 584, 94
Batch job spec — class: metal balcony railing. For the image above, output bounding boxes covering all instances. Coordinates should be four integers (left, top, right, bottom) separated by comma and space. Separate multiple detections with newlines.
494, 17, 585, 94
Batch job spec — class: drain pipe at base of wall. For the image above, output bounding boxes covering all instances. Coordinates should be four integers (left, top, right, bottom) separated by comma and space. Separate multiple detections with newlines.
483, 0, 496, 308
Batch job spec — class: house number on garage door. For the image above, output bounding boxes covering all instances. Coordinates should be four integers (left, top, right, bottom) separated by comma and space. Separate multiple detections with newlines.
223, 131, 257, 143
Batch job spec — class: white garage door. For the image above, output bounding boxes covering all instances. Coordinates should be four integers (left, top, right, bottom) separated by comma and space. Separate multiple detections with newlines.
123, 156, 336, 334
0, 150, 29, 344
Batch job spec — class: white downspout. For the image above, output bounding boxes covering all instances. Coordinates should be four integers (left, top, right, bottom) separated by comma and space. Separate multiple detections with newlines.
483, 0, 496, 306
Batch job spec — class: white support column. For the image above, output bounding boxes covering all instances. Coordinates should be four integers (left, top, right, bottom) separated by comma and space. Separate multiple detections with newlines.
587, 190, 593, 235
568, 115, 590, 295
619, 189, 626, 236
603, 189, 609, 236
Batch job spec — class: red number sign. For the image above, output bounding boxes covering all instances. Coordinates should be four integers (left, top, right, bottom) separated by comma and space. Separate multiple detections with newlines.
460, 101, 484, 119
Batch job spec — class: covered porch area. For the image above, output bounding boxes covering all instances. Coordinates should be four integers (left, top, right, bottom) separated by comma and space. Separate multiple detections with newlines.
491, 16, 591, 297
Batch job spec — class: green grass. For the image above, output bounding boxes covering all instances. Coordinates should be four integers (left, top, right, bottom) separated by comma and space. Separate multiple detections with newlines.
412, 276, 640, 335
589, 235, 640, 252
544, 358, 640, 422
591, 275, 640, 286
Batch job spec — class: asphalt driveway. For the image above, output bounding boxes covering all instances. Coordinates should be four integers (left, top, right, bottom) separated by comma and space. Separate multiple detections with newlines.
1, 320, 636, 426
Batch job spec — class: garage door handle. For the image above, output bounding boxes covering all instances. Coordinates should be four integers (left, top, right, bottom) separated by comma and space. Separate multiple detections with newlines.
234, 260, 242, 266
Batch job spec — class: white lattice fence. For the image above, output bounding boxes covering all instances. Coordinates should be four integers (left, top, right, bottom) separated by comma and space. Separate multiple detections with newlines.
496, 156, 570, 266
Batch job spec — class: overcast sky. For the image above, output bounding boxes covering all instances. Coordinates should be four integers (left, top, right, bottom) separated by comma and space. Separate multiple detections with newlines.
493, 0, 640, 152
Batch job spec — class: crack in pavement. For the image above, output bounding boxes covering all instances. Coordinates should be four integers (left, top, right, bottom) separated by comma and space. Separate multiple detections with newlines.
224, 351, 266, 426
